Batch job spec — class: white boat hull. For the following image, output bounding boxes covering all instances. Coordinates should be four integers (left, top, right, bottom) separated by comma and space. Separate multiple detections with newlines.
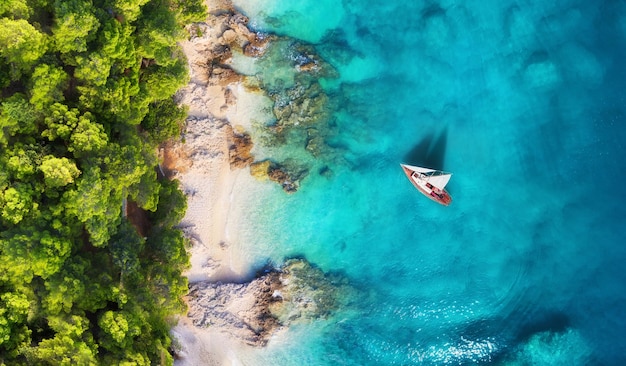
401, 164, 452, 206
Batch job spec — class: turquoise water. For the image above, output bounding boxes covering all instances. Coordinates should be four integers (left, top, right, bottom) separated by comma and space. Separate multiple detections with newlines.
230, 0, 626, 364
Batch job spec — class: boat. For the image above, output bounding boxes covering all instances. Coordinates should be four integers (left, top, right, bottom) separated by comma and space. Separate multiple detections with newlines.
400, 164, 452, 206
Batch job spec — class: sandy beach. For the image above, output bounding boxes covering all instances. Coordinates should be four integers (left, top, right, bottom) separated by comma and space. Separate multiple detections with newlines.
168, 1, 275, 363
167, 1, 347, 362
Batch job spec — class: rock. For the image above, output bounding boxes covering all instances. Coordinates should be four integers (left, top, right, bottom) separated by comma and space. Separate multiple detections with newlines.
297, 61, 319, 72
226, 125, 254, 169
159, 141, 191, 178
319, 165, 333, 178
212, 44, 233, 64
205, 0, 235, 14
209, 66, 242, 86
221, 29, 238, 45
180, 5, 339, 193
305, 128, 325, 157
249, 159, 308, 193
227, 13, 256, 43
291, 43, 339, 78
267, 162, 308, 193
185, 258, 352, 347
269, 259, 347, 323
243, 35, 272, 58
186, 272, 283, 346
224, 87, 236, 105
269, 80, 332, 141
272, 100, 292, 121
250, 160, 271, 180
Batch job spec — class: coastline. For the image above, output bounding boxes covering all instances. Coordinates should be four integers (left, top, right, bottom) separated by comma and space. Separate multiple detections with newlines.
169, 0, 273, 283
168, 1, 272, 363
168, 0, 286, 366
168, 1, 347, 363
168, 1, 626, 365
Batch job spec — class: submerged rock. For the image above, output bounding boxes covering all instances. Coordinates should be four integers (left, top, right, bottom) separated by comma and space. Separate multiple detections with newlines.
269, 78, 332, 142
501, 328, 592, 365
185, 259, 351, 347
291, 42, 339, 78
269, 259, 348, 323
250, 159, 308, 193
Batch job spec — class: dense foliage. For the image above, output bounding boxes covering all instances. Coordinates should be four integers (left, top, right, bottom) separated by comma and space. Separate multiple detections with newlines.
0, 0, 204, 364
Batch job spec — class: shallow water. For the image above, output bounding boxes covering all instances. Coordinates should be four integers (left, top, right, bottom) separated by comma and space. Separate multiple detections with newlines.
229, 0, 626, 364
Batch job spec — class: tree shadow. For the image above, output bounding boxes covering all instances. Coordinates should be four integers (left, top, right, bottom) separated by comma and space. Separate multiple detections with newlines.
403, 127, 448, 170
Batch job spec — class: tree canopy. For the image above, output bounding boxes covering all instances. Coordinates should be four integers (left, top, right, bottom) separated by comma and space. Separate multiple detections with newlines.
0, 0, 205, 363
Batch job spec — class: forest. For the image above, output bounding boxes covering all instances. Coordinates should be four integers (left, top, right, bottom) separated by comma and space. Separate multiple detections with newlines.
0, 0, 205, 364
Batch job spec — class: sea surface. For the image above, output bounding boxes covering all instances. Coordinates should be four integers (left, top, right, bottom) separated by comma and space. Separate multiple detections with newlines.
227, 0, 626, 364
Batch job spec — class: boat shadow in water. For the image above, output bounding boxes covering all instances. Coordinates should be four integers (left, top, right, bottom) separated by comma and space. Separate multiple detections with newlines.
403, 127, 448, 189
403, 127, 447, 170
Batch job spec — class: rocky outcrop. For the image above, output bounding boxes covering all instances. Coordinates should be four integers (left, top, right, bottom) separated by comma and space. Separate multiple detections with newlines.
176, 7, 264, 174
271, 79, 329, 126
186, 272, 282, 346
176, 0, 344, 196
183, 6, 273, 89
267, 164, 308, 193
305, 127, 326, 157
226, 125, 253, 169
179, 1, 343, 193
291, 43, 338, 78
268, 259, 348, 322
249, 160, 309, 193
159, 141, 191, 178
186, 259, 350, 347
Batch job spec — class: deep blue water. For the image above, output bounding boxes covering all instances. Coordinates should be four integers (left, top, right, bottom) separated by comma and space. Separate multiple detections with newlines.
229, 0, 626, 364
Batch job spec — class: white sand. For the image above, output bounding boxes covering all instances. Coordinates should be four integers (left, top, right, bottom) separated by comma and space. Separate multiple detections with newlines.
172, 318, 246, 366
174, 5, 273, 283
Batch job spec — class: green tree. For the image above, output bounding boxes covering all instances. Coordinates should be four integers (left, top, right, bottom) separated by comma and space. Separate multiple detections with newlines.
109, 221, 144, 283
170, 0, 207, 25
29, 64, 69, 111
28, 315, 97, 365
0, 184, 38, 225
74, 52, 112, 88
135, 0, 183, 65
141, 98, 186, 146
99, 19, 138, 69
0, 287, 32, 358
143, 228, 188, 314
0, 0, 32, 19
129, 169, 161, 211
109, 0, 150, 23
42, 103, 79, 141
148, 179, 186, 229
52, 0, 100, 54
39, 156, 80, 188
5, 145, 41, 180
69, 113, 108, 157
0, 0, 195, 362
104, 141, 152, 188
0, 18, 47, 77
101, 75, 141, 123
33, 233, 73, 279
99, 310, 130, 345
62, 166, 122, 247
140, 56, 189, 102
0, 94, 38, 146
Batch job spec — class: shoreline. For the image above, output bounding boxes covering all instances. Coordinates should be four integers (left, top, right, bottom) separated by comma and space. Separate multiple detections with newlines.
169, 1, 276, 364
168, 1, 345, 363
171, 1, 273, 284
